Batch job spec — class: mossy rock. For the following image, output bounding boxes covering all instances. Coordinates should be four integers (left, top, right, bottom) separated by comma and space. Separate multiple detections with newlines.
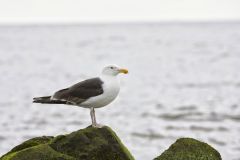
0, 127, 222, 160
154, 138, 222, 160
0, 126, 134, 160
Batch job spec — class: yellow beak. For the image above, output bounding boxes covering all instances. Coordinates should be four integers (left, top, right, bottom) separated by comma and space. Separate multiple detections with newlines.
119, 68, 128, 74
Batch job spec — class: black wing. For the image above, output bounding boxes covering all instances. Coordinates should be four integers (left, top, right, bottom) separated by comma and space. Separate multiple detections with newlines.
53, 77, 104, 105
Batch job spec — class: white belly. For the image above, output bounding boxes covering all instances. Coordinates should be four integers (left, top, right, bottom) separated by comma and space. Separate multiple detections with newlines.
80, 76, 120, 108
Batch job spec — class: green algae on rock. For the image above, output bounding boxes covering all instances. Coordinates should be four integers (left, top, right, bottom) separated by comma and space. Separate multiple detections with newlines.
0, 126, 135, 160
154, 138, 222, 160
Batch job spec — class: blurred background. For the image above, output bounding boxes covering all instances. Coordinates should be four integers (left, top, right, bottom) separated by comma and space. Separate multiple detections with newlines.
0, 0, 240, 159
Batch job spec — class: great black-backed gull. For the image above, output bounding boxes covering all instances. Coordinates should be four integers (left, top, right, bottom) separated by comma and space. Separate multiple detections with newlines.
33, 65, 128, 127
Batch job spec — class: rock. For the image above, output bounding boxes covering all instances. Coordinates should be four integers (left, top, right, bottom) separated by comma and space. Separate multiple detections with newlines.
0, 126, 135, 160
0, 127, 222, 160
154, 138, 222, 160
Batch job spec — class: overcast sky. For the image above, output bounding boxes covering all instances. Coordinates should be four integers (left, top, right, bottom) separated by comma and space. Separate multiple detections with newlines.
0, 0, 239, 24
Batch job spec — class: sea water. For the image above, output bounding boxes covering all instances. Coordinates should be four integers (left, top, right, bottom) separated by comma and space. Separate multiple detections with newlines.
0, 22, 240, 160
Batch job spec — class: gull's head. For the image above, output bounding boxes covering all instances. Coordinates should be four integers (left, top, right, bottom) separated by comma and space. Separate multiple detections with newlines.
102, 64, 128, 76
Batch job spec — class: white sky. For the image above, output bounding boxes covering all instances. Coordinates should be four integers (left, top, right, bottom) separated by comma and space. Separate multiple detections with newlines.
0, 0, 239, 24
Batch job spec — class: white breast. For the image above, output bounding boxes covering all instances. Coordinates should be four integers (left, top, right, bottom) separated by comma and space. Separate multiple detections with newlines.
80, 75, 120, 108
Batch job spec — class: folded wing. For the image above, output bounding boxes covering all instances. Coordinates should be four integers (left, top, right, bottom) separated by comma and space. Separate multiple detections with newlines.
53, 77, 104, 105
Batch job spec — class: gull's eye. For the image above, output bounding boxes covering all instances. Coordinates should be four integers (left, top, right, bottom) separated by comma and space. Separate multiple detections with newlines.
110, 67, 114, 69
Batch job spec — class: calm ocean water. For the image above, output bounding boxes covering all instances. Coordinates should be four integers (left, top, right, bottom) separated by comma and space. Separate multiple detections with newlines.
0, 22, 240, 160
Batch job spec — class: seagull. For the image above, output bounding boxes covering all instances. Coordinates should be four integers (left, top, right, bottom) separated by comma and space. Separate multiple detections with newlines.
33, 64, 128, 127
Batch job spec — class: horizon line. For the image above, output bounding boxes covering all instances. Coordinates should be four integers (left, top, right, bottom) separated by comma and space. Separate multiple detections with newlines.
0, 19, 240, 26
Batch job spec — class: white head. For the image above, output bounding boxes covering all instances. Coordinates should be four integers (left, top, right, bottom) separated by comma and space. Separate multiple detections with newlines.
102, 64, 128, 76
